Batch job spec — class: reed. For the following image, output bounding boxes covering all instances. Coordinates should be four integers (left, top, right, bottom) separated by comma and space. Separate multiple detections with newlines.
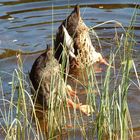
94, 9, 137, 139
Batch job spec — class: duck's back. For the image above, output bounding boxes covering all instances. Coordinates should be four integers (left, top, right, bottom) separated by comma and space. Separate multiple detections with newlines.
29, 48, 61, 107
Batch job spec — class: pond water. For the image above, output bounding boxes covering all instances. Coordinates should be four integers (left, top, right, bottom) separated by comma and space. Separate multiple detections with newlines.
0, 0, 140, 139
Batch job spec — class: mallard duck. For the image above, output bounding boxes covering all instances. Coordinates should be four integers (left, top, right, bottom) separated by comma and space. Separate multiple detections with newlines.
54, 5, 110, 69
29, 46, 84, 111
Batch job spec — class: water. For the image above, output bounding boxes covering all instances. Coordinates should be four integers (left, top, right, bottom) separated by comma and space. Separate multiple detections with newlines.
0, 0, 140, 139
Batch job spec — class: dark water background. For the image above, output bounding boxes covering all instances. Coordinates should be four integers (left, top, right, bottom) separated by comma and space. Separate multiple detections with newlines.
0, 0, 140, 139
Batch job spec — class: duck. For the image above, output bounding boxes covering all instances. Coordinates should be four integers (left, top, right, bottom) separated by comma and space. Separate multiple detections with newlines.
54, 5, 110, 70
29, 46, 87, 112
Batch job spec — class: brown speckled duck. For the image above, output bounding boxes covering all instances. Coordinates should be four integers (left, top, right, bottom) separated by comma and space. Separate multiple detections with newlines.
29, 5, 110, 116
29, 46, 85, 112
54, 5, 109, 69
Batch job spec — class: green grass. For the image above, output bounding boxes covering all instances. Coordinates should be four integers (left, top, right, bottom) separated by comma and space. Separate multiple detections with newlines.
0, 8, 139, 140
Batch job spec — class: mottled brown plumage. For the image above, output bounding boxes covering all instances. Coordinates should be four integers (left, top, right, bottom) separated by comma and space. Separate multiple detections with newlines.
55, 5, 109, 69
29, 47, 82, 110
30, 47, 62, 107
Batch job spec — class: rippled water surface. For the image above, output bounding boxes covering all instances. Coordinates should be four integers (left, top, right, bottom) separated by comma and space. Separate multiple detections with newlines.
0, 0, 140, 139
